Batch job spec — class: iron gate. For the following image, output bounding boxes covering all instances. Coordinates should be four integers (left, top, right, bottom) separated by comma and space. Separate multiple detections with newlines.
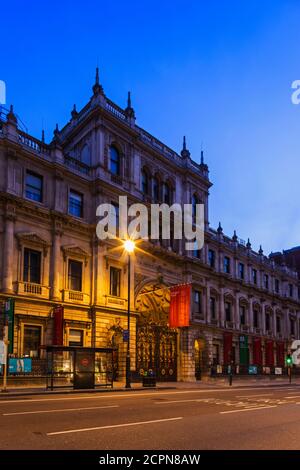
136, 325, 177, 381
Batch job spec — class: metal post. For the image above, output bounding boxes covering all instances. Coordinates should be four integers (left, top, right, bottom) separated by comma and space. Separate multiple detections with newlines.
125, 254, 131, 388
288, 366, 292, 384
1, 325, 9, 393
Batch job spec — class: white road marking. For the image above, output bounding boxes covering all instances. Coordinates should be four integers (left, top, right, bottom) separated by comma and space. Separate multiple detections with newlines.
47, 416, 183, 436
220, 405, 277, 414
285, 396, 300, 399
235, 394, 273, 398
3, 405, 119, 416
0, 386, 296, 405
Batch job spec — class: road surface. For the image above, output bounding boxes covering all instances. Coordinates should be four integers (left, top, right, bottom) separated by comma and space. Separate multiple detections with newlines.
1, 384, 300, 449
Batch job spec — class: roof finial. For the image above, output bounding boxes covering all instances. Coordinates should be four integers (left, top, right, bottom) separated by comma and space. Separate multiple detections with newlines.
41, 129, 45, 143
232, 230, 238, 242
125, 91, 135, 119
71, 104, 78, 119
246, 238, 251, 249
181, 136, 190, 158
92, 66, 104, 96
201, 149, 204, 165
217, 222, 223, 234
259, 245, 263, 255
7, 104, 17, 124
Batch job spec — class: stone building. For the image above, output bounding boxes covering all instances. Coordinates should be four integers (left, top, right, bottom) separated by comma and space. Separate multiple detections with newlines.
0, 70, 299, 381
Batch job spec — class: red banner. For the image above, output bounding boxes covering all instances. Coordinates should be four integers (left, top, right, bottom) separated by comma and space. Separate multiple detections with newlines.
169, 284, 191, 328
276, 341, 285, 366
224, 332, 233, 364
53, 306, 64, 345
253, 337, 262, 365
265, 340, 274, 366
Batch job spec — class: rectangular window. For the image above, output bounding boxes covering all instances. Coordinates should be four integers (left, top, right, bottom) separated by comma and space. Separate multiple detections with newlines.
265, 313, 270, 332
110, 267, 121, 297
23, 248, 41, 284
69, 329, 83, 347
264, 274, 269, 290
253, 309, 259, 328
68, 260, 82, 291
69, 189, 83, 218
252, 269, 257, 285
275, 279, 280, 294
239, 263, 244, 280
289, 284, 293, 298
210, 297, 216, 319
111, 202, 119, 236
193, 290, 202, 314
25, 171, 43, 202
276, 316, 281, 334
23, 325, 41, 358
290, 318, 295, 336
224, 256, 230, 274
212, 344, 219, 365
240, 306, 246, 325
225, 302, 231, 322
208, 249, 215, 268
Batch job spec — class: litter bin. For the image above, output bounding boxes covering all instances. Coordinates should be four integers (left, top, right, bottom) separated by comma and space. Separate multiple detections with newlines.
142, 370, 156, 387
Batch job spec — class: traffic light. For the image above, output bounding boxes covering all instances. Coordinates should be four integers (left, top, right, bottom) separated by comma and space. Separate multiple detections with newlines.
286, 354, 293, 366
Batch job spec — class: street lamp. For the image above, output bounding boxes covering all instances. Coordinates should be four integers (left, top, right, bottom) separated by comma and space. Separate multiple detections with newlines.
124, 239, 135, 388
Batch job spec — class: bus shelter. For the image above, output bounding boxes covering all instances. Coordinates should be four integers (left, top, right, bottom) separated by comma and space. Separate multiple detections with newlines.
44, 345, 116, 390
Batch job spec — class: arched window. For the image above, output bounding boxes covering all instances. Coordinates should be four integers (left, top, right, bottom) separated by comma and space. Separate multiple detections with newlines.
153, 176, 160, 202
192, 194, 198, 224
110, 146, 120, 176
163, 182, 172, 205
141, 168, 149, 195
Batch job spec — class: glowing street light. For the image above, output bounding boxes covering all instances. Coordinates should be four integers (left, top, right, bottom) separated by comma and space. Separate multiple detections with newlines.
124, 239, 135, 253
124, 239, 135, 388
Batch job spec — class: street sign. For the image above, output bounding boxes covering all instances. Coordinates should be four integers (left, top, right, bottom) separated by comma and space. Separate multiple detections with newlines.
4, 298, 14, 354
0, 340, 5, 364
291, 340, 300, 365
123, 329, 129, 342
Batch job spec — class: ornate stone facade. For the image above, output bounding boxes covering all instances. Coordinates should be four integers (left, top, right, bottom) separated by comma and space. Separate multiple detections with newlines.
0, 71, 299, 381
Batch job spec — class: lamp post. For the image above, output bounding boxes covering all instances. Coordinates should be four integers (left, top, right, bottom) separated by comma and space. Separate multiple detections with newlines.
124, 239, 135, 389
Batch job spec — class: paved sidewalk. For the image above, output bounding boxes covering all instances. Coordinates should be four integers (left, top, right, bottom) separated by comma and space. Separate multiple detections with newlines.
0, 376, 299, 398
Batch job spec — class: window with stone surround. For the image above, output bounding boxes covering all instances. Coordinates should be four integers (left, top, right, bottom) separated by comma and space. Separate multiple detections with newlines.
25, 170, 43, 203
110, 267, 121, 297
68, 259, 83, 292
23, 248, 41, 284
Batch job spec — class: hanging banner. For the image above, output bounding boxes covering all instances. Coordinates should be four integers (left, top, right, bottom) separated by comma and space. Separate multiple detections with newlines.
53, 306, 64, 345
265, 340, 274, 366
169, 284, 191, 328
223, 332, 233, 364
253, 337, 262, 365
276, 341, 285, 366
4, 298, 14, 354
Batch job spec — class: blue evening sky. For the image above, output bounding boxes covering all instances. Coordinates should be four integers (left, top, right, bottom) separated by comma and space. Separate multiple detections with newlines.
1, 0, 300, 254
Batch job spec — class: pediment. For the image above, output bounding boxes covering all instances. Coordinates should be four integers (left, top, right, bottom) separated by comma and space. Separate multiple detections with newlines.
61, 244, 90, 263
16, 232, 50, 250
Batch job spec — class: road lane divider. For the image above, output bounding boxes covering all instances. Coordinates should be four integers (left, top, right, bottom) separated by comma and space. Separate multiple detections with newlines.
220, 405, 277, 414
47, 416, 183, 436
3, 405, 119, 416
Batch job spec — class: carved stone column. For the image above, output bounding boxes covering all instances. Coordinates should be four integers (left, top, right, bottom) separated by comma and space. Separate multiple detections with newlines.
2, 212, 15, 293
51, 223, 62, 300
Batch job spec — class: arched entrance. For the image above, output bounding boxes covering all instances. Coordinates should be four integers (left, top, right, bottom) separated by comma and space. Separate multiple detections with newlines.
194, 338, 206, 380
135, 281, 177, 381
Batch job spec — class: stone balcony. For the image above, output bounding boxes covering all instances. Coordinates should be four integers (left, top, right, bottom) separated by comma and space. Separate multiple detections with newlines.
105, 295, 127, 308
63, 289, 90, 304
16, 281, 50, 299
